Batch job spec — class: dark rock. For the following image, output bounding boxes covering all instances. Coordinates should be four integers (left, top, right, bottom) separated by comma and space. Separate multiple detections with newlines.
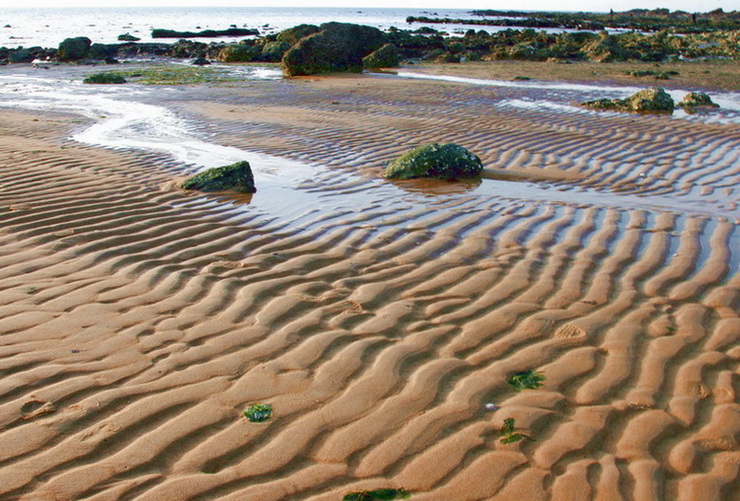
118, 33, 140, 42
172, 39, 208, 58
8, 48, 34, 63
88, 43, 113, 60
282, 22, 386, 76
261, 41, 291, 62
384, 143, 484, 180
152, 27, 258, 38
182, 161, 256, 194
57, 37, 92, 61
83, 72, 126, 84
217, 43, 259, 62
276, 24, 320, 46
363, 43, 400, 68
678, 91, 719, 108
192, 56, 210, 65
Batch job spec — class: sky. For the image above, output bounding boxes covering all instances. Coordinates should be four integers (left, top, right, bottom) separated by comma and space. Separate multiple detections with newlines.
2, 0, 736, 12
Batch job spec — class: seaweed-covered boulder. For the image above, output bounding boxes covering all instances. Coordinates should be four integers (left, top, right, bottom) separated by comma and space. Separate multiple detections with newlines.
87, 43, 113, 60
582, 87, 674, 113
363, 43, 401, 68
8, 48, 35, 63
282, 23, 386, 76
182, 161, 256, 193
83, 73, 126, 84
627, 87, 674, 113
276, 24, 320, 46
217, 43, 259, 62
384, 143, 483, 180
57, 37, 92, 61
678, 92, 719, 108
261, 41, 291, 62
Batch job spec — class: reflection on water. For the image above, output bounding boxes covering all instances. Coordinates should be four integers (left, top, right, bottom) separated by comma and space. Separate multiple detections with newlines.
0, 68, 736, 222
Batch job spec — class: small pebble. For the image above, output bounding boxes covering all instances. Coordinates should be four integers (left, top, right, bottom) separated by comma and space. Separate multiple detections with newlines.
484, 403, 498, 411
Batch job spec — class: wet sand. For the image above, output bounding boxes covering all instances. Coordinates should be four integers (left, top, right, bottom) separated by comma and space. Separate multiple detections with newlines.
0, 70, 738, 500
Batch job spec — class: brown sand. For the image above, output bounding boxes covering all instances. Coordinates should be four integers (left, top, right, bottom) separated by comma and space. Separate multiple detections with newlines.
0, 72, 738, 501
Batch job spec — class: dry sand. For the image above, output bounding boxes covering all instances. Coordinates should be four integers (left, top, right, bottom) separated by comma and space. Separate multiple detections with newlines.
0, 71, 738, 500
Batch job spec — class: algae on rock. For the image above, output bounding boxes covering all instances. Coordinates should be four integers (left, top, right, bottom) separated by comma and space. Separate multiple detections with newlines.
181, 161, 256, 194
582, 87, 674, 113
384, 143, 483, 180
678, 91, 719, 108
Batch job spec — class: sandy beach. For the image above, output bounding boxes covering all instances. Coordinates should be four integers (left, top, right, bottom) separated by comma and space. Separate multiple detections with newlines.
0, 64, 738, 500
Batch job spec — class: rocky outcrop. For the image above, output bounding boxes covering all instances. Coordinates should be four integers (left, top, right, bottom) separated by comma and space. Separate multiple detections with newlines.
181, 161, 256, 194
57, 37, 91, 61
276, 24, 320, 47
217, 43, 259, 62
261, 41, 291, 62
582, 87, 674, 113
384, 143, 484, 180
281, 23, 386, 76
363, 43, 401, 68
151, 27, 258, 38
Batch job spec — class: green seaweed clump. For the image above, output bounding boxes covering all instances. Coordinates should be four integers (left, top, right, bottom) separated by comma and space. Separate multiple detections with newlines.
582, 87, 674, 114
508, 369, 545, 391
83, 73, 127, 84
343, 488, 411, 501
384, 143, 483, 180
181, 161, 256, 194
244, 403, 272, 422
678, 91, 719, 108
500, 418, 535, 444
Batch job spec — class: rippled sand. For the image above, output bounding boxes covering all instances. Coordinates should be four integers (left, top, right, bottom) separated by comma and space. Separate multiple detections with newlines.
0, 72, 738, 500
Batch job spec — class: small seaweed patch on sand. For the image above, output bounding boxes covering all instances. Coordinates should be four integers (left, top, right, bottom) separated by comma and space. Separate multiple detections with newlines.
500, 418, 535, 444
508, 370, 546, 391
244, 403, 272, 422
343, 488, 411, 500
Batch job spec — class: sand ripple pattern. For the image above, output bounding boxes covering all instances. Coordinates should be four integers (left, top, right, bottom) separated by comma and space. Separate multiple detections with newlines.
0, 77, 738, 501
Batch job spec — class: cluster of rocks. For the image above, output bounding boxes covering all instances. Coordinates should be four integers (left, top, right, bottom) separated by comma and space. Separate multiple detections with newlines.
582, 87, 720, 114
0, 22, 412, 72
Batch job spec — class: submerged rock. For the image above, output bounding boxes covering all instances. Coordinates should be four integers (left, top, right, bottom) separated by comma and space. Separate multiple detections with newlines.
582, 87, 674, 113
678, 91, 719, 108
384, 143, 483, 180
181, 161, 256, 194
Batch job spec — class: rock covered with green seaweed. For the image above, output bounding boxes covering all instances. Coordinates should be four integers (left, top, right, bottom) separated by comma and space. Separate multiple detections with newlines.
181, 161, 256, 194
582, 87, 675, 113
384, 143, 483, 180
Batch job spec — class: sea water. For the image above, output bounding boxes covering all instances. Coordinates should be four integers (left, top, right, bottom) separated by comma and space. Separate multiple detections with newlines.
0, 6, 508, 49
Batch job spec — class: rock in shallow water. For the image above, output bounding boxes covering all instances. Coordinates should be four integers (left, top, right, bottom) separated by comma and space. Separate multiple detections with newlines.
384, 143, 483, 180
678, 91, 719, 108
181, 161, 256, 194
582, 87, 674, 113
